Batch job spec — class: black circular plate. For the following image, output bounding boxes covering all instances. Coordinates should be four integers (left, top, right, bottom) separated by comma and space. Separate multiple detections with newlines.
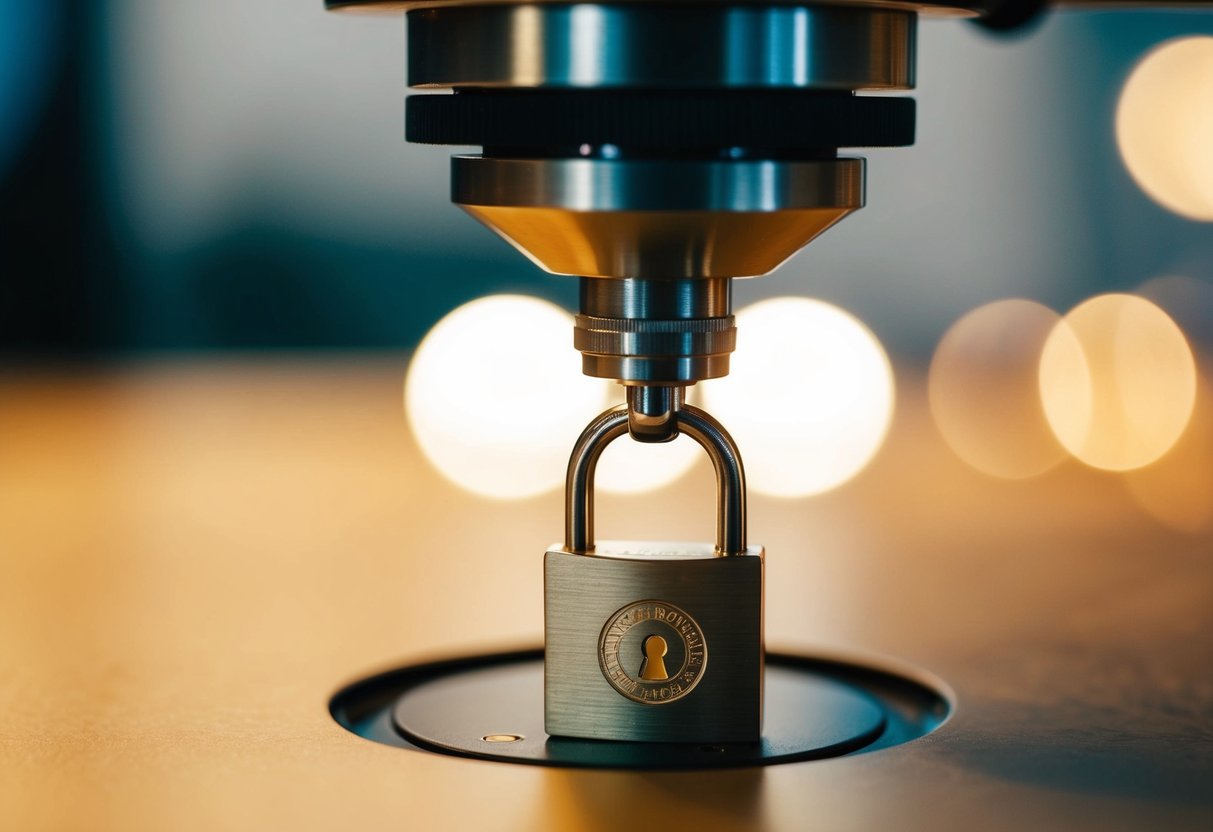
392, 657, 885, 769
329, 649, 953, 771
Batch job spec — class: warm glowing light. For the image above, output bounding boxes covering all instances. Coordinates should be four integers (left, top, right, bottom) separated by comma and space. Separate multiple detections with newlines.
1124, 380, 1213, 533
1116, 36, 1213, 221
702, 297, 894, 497
1039, 294, 1197, 472
1137, 275, 1213, 360
929, 300, 1066, 479
1134, 275, 1213, 525
405, 295, 607, 499
596, 425, 701, 495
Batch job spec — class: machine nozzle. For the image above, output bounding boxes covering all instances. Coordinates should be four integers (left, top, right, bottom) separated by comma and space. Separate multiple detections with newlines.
343, 0, 919, 393
625, 385, 685, 444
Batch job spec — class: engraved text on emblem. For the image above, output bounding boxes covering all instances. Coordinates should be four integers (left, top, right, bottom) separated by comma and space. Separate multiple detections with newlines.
598, 600, 708, 705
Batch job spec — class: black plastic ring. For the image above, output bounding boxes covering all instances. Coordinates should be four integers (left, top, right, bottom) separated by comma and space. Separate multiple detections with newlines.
407, 91, 915, 152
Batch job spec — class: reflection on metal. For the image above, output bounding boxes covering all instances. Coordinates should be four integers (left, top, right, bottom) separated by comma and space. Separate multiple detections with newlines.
461, 206, 858, 280
407, 4, 916, 89
454, 157, 864, 280
550, 400, 760, 742
453, 156, 864, 213
625, 385, 684, 444
581, 275, 731, 319
563, 404, 746, 556
397, 2, 884, 399
639, 635, 670, 681
578, 278, 735, 386
453, 154, 862, 393
596, 598, 710, 706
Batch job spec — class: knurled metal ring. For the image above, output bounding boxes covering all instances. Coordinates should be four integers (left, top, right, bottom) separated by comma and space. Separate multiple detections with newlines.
574, 315, 735, 335
574, 315, 737, 359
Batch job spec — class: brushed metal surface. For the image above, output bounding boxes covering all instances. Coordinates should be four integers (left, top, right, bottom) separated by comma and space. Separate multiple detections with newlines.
580, 277, 731, 320
453, 157, 864, 280
624, 385, 685, 444
405, 4, 916, 90
545, 545, 764, 743
575, 277, 737, 387
453, 157, 865, 213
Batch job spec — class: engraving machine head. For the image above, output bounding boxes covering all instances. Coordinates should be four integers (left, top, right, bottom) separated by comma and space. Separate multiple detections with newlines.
324, 0, 1055, 439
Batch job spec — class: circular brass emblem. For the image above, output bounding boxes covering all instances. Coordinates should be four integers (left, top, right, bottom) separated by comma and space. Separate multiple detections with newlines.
598, 600, 707, 705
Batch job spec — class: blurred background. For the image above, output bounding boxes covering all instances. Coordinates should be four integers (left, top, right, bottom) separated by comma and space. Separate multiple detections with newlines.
1, 1, 1212, 515
1, 9, 1211, 824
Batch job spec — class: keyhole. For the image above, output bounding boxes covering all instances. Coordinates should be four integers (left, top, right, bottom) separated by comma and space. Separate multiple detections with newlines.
639, 634, 670, 681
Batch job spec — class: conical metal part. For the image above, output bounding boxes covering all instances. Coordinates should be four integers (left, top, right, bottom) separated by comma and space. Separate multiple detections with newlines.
453, 157, 865, 280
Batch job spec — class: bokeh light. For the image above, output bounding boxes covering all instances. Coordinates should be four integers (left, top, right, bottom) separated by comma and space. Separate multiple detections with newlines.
702, 297, 894, 498
1125, 276, 1213, 532
405, 295, 699, 498
405, 295, 606, 499
1039, 294, 1197, 472
1137, 275, 1213, 360
929, 299, 1067, 479
595, 421, 701, 495
1123, 379, 1213, 533
1116, 36, 1213, 221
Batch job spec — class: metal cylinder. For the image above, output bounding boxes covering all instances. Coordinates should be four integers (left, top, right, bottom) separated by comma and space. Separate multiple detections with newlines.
575, 278, 736, 385
407, 4, 917, 90
580, 277, 731, 319
625, 385, 684, 444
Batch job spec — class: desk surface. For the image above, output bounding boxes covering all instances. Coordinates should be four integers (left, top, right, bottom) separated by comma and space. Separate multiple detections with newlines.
1, 357, 1209, 831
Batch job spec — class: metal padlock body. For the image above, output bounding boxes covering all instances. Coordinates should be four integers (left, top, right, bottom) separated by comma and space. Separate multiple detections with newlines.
545, 541, 763, 743
545, 405, 764, 743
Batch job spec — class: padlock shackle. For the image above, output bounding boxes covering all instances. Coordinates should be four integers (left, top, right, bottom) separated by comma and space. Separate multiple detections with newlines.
564, 403, 747, 556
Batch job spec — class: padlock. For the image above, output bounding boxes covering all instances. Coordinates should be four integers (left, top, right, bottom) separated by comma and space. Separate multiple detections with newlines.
545, 403, 764, 743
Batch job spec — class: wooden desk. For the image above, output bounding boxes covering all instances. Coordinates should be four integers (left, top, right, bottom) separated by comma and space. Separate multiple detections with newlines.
1, 357, 1209, 830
